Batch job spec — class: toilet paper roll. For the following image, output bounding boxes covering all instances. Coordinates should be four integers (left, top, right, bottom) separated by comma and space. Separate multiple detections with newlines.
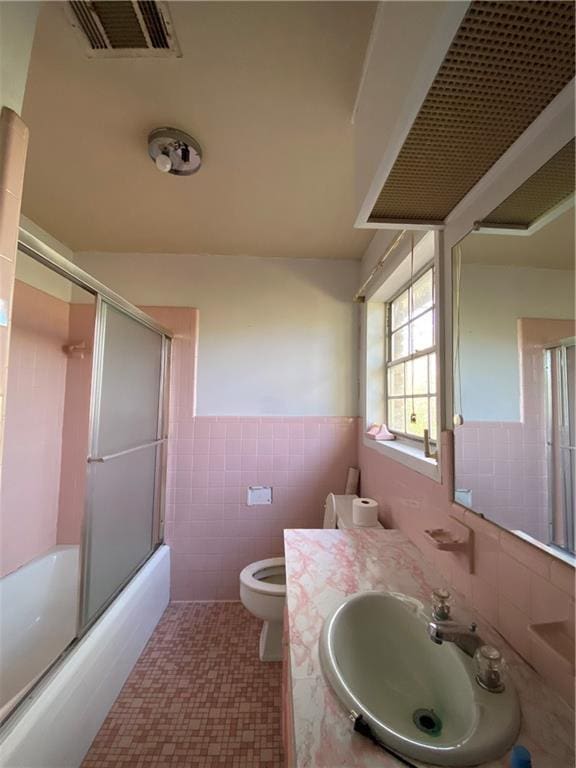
352, 497, 379, 527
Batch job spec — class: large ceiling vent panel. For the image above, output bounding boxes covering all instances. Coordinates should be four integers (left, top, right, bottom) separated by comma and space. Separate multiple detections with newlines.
369, 1, 575, 224
67, 1, 181, 57
479, 139, 575, 229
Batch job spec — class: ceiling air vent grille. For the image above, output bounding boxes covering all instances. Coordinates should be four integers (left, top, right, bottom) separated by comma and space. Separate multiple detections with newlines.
369, 0, 575, 224
480, 139, 575, 229
67, 0, 180, 58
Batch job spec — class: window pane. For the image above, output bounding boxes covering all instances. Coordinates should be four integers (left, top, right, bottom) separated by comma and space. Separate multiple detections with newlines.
391, 289, 409, 330
391, 326, 409, 360
428, 353, 436, 394
411, 269, 433, 317
388, 398, 405, 433
429, 396, 437, 441
410, 309, 434, 353
405, 360, 413, 395
388, 363, 404, 396
405, 397, 429, 438
412, 355, 428, 394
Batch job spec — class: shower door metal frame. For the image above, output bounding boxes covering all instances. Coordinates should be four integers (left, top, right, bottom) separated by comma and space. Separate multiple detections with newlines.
18, 227, 173, 338
80, 300, 171, 633
545, 337, 575, 556
16, 226, 173, 638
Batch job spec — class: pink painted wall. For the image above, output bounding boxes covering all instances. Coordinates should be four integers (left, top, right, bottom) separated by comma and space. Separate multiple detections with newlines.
360, 431, 575, 706
167, 416, 358, 601
0, 280, 69, 576
57, 303, 95, 544
455, 318, 575, 543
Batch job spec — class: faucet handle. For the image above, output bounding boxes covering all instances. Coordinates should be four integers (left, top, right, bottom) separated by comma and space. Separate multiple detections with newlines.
431, 588, 452, 621
474, 645, 506, 693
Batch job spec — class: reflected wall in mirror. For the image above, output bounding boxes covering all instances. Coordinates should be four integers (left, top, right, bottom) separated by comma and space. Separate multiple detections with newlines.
453, 140, 575, 560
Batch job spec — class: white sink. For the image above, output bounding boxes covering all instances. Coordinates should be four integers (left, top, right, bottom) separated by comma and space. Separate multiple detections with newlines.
319, 591, 521, 766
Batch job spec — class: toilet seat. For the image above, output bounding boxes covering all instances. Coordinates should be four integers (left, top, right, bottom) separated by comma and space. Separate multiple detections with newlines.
240, 557, 285, 596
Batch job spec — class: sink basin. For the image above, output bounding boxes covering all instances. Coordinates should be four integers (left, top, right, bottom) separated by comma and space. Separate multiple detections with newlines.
319, 591, 520, 766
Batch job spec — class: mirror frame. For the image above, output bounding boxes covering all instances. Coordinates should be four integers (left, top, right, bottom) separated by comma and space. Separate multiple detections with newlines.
442, 80, 575, 567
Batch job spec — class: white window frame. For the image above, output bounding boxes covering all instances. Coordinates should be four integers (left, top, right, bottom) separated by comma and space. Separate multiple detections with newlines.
361, 231, 442, 481
385, 263, 437, 444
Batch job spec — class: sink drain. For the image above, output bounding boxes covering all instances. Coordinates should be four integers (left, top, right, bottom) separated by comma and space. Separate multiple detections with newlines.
412, 708, 442, 736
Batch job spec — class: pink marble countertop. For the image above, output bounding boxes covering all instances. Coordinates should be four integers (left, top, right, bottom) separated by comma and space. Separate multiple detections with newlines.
283, 528, 575, 768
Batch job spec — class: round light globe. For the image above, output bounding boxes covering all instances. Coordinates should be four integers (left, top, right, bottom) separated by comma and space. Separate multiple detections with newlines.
155, 153, 172, 173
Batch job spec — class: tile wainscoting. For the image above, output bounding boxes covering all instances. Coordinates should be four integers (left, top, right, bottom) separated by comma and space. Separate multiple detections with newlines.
166, 416, 358, 601
359, 431, 575, 707
143, 307, 359, 602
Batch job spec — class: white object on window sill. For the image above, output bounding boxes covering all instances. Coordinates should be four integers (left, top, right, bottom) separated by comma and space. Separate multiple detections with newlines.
362, 434, 440, 481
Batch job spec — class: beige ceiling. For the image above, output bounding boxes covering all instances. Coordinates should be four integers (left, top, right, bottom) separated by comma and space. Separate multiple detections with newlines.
459, 206, 575, 271
21, 1, 376, 259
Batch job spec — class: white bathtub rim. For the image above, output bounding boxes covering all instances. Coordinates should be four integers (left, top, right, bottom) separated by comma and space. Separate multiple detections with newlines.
0, 544, 169, 743
0, 544, 81, 715
0, 544, 78, 583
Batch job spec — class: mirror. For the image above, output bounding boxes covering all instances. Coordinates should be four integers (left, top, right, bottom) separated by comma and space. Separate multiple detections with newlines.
453, 139, 575, 560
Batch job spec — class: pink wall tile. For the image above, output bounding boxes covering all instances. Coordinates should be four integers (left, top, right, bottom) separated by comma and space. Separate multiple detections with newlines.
169, 413, 358, 602
359, 430, 575, 706
498, 551, 531, 614
454, 318, 576, 545
550, 559, 575, 595
57, 303, 95, 544
0, 281, 69, 576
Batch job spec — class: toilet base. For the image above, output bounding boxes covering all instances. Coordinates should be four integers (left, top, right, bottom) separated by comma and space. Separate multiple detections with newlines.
259, 619, 283, 662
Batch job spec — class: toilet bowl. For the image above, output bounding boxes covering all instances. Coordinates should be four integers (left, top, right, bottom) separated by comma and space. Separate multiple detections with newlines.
239, 557, 286, 661
239, 492, 382, 661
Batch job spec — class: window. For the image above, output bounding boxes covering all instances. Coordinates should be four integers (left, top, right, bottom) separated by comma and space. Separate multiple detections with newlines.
386, 266, 436, 442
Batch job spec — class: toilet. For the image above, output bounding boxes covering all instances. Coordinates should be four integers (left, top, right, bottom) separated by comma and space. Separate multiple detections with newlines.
239, 493, 383, 661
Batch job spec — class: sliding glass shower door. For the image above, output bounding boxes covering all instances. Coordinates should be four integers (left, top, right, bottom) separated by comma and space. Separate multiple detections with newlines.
81, 300, 169, 629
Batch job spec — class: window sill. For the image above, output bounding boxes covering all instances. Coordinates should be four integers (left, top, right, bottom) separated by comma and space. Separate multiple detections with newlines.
362, 434, 440, 482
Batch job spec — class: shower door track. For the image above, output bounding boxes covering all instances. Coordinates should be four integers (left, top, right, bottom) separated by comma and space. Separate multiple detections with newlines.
17, 226, 173, 338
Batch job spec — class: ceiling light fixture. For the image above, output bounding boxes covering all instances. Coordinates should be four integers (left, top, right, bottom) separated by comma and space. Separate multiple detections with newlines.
148, 127, 202, 176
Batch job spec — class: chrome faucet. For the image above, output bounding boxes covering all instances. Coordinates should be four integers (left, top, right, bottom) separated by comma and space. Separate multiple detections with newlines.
427, 590, 507, 692
427, 620, 484, 658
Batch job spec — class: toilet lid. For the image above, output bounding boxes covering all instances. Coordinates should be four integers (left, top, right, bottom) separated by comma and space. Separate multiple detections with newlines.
323, 493, 337, 528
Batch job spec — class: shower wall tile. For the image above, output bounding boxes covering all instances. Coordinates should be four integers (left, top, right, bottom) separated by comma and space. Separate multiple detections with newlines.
0, 109, 29, 523
57, 303, 96, 545
0, 281, 69, 576
167, 416, 358, 601
142, 306, 199, 423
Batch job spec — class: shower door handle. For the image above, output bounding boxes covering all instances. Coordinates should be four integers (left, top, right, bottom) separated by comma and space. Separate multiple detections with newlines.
87, 437, 167, 463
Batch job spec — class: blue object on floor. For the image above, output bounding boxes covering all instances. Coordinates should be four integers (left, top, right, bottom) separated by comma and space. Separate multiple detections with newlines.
510, 744, 532, 767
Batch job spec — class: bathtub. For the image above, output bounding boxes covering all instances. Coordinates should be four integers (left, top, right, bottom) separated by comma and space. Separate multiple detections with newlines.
0, 545, 80, 720
0, 544, 170, 768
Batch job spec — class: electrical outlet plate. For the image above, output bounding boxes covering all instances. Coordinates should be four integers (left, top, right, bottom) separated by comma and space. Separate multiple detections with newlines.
247, 486, 272, 506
